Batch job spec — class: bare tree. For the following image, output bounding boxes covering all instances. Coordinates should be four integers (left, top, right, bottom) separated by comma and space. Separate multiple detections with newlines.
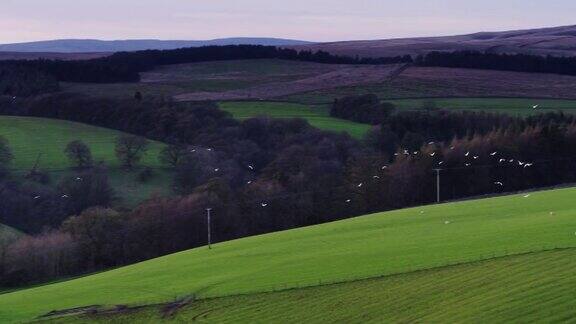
64, 140, 93, 169
115, 135, 149, 169
159, 144, 188, 167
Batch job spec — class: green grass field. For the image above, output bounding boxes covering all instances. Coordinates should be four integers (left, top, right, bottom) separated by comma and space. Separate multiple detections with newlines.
0, 116, 171, 207
2, 187, 576, 322
219, 101, 371, 139
48, 248, 576, 323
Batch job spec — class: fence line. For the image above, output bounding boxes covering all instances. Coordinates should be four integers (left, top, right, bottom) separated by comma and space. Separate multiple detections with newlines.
194, 245, 575, 301
79, 245, 573, 310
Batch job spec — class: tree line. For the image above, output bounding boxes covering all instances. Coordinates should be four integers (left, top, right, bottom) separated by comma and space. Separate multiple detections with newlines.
0, 65, 59, 97
416, 50, 576, 76
330, 94, 396, 124
0, 45, 412, 83
3, 93, 576, 286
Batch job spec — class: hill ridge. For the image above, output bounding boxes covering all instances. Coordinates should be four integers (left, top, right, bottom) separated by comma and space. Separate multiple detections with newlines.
0, 38, 313, 53
290, 24, 576, 58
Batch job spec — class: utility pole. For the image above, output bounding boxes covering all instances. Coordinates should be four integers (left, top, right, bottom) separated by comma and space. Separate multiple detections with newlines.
206, 208, 212, 249
433, 169, 442, 203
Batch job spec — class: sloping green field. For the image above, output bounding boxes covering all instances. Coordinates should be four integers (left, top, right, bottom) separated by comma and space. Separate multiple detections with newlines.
219, 101, 371, 139
0, 116, 171, 206
0, 116, 164, 170
1, 187, 576, 322
49, 248, 576, 323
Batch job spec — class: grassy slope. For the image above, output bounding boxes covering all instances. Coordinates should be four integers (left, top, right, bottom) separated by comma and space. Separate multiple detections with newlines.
2, 187, 576, 322
0, 116, 171, 206
219, 101, 371, 139
51, 248, 576, 323
0, 116, 164, 169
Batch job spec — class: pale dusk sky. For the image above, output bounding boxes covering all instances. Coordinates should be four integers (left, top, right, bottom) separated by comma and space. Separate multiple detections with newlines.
1, 0, 575, 43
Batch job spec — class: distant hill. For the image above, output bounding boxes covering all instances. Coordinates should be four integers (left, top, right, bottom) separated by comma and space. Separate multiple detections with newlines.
0, 51, 108, 61
0, 38, 313, 53
290, 25, 576, 58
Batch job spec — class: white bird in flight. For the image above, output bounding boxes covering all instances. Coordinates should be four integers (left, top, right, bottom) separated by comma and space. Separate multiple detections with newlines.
430, 152, 436, 157
532, 105, 539, 109
495, 182, 504, 186
261, 202, 268, 207
248, 165, 254, 170
499, 159, 506, 163
465, 152, 470, 157
490, 152, 497, 156
358, 183, 363, 188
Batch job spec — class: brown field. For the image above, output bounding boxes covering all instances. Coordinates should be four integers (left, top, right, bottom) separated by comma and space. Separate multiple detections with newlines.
174, 63, 405, 101
62, 58, 576, 105
0, 52, 110, 61
395, 67, 576, 99
289, 25, 576, 58
280, 66, 576, 104
63, 59, 353, 99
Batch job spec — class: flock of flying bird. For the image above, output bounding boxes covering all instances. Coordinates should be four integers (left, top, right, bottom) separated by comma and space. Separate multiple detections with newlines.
249, 142, 536, 208
33, 104, 545, 208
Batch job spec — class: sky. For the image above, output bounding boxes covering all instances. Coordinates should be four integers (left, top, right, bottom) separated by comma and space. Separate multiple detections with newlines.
1, 0, 575, 44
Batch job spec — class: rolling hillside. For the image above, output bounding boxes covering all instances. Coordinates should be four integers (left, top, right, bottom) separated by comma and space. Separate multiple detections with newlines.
1, 187, 575, 322
0, 116, 171, 206
290, 24, 576, 58
48, 249, 576, 323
